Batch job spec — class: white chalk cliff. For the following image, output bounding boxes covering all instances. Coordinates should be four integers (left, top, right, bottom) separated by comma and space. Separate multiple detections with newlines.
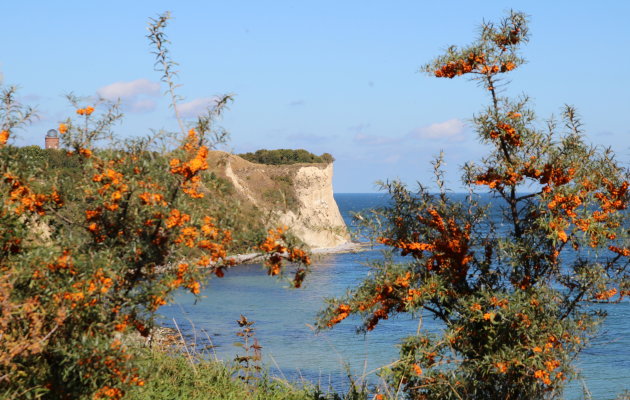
206, 151, 350, 249
276, 163, 349, 248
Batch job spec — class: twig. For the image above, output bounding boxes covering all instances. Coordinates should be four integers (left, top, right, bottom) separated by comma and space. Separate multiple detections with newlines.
172, 318, 197, 373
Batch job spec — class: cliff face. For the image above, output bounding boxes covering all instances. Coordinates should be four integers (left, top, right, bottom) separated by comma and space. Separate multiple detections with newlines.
206, 151, 350, 249
276, 163, 350, 248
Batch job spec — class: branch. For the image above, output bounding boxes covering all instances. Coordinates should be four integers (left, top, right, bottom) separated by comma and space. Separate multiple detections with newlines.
516, 191, 542, 202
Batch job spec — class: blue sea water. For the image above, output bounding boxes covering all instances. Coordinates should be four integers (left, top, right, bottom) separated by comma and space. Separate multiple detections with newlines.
161, 193, 629, 399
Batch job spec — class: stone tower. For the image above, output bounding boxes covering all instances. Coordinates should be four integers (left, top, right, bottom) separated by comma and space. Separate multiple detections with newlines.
45, 129, 59, 149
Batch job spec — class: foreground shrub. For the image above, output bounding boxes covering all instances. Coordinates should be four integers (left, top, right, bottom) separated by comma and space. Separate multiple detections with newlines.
0, 12, 309, 399
319, 11, 628, 399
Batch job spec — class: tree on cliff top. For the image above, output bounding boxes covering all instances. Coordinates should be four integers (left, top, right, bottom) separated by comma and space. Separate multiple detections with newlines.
319, 11, 629, 399
239, 149, 334, 165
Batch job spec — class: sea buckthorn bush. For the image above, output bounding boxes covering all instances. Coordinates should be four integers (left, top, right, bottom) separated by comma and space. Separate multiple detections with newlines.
319, 11, 629, 399
0, 12, 309, 399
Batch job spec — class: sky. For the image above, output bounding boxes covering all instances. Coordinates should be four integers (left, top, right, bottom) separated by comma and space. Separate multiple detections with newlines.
1, 1, 629, 192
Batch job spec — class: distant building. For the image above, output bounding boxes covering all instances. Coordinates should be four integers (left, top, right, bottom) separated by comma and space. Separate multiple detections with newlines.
45, 129, 59, 149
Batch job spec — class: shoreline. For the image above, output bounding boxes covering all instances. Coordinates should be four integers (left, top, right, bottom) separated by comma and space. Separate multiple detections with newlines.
220, 241, 370, 267
310, 241, 370, 254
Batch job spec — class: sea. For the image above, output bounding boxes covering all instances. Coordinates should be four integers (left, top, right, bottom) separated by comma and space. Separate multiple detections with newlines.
160, 193, 629, 399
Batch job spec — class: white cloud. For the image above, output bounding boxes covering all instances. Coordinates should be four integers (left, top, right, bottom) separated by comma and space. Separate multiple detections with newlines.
178, 97, 219, 118
21, 93, 43, 102
348, 123, 370, 133
411, 118, 466, 141
353, 133, 400, 146
129, 99, 157, 113
382, 154, 401, 164
97, 79, 160, 101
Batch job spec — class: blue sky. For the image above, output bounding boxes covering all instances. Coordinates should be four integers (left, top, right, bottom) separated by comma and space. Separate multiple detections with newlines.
2, 1, 628, 192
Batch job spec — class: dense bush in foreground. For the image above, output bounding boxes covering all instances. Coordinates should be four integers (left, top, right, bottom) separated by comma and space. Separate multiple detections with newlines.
0, 12, 309, 399
320, 11, 629, 400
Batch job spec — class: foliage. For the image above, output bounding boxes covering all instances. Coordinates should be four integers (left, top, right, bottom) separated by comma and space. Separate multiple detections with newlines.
318, 11, 629, 400
0, 146, 270, 254
233, 315, 263, 384
124, 341, 370, 400
239, 149, 334, 165
125, 349, 308, 400
0, 12, 309, 399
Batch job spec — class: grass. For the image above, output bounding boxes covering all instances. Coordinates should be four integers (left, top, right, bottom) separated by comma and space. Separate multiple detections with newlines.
126, 346, 371, 400
127, 349, 307, 400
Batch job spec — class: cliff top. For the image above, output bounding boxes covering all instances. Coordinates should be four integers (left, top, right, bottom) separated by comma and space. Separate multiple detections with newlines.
237, 148, 334, 165
207, 150, 329, 213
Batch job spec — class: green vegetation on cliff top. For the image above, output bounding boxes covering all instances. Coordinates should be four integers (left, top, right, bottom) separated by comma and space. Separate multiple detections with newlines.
239, 149, 334, 165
